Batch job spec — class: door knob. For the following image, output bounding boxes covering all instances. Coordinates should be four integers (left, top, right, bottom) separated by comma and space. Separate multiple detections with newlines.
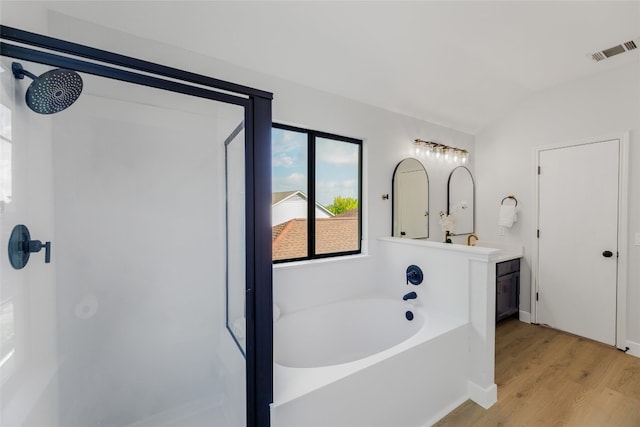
602, 250, 613, 258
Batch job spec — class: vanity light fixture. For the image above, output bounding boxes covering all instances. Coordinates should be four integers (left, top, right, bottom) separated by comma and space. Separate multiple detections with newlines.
460, 150, 469, 164
413, 139, 469, 165
413, 139, 422, 156
444, 147, 454, 162
434, 144, 444, 160
424, 142, 435, 158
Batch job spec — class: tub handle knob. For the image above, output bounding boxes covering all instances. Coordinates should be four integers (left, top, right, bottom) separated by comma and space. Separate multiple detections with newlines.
406, 265, 423, 285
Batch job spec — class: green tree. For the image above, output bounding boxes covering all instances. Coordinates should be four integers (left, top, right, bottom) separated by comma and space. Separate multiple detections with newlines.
326, 196, 358, 215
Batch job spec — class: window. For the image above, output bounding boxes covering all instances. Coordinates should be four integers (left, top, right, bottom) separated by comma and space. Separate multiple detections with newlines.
0, 99, 13, 212
0, 298, 15, 383
272, 124, 362, 262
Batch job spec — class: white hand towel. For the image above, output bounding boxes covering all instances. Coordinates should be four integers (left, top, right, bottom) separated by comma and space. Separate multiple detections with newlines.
498, 205, 517, 228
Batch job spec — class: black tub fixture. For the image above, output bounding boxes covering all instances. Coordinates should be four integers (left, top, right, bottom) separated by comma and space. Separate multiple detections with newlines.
406, 264, 423, 285
403, 291, 417, 301
8, 224, 51, 269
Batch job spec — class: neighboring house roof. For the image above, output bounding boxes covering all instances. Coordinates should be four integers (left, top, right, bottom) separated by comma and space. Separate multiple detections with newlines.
333, 208, 359, 218
272, 190, 299, 205
315, 217, 359, 254
272, 219, 308, 260
272, 217, 359, 260
271, 190, 334, 218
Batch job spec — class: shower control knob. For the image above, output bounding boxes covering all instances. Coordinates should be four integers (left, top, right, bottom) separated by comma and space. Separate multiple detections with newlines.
8, 224, 52, 269
28, 240, 51, 263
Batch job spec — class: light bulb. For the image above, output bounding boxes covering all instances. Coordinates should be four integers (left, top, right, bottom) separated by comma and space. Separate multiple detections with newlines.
444, 147, 453, 162
434, 145, 443, 160
425, 143, 434, 158
461, 150, 468, 164
413, 140, 422, 156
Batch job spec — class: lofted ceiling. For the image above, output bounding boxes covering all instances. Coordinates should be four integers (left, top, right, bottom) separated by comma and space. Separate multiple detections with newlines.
26, 1, 640, 133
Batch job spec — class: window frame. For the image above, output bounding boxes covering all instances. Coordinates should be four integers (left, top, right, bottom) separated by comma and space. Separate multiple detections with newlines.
272, 123, 362, 263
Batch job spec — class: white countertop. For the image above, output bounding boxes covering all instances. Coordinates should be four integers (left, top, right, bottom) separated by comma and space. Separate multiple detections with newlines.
472, 241, 523, 262
378, 237, 523, 263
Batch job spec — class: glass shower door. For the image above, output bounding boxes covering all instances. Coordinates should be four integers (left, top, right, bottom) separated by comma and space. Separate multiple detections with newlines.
1, 56, 248, 426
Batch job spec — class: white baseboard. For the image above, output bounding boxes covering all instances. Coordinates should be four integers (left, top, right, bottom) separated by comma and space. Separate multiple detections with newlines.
625, 340, 640, 358
518, 310, 531, 324
467, 381, 497, 409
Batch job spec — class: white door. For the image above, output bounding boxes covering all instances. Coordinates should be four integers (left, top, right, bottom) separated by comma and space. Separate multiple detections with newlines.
537, 139, 619, 346
398, 169, 428, 238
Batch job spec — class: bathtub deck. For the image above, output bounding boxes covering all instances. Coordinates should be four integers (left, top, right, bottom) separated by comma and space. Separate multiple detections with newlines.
272, 319, 470, 427
273, 310, 467, 406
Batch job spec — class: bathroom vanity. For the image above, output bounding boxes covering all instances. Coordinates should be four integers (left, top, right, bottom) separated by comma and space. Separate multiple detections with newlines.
472, 241, 523, 323
496, 258, 520, 322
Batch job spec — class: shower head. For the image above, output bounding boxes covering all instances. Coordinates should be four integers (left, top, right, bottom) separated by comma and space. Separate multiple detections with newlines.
12, 62, 83, 114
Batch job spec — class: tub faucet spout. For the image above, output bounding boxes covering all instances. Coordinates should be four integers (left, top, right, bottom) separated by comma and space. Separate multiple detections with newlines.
402, 291, 417, 301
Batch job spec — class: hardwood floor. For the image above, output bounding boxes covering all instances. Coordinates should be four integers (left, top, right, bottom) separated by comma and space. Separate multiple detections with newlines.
434, 318, 640, 426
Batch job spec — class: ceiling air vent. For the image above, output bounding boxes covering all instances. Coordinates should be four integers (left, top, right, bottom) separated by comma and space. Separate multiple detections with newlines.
591, 38, 639, 62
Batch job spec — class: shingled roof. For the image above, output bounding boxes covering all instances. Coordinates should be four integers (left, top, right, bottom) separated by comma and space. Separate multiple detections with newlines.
272, 213, 359, 261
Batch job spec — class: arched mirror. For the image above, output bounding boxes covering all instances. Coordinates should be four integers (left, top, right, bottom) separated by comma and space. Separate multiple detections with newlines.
447, 166, 475, 235
392, 158, 429, 238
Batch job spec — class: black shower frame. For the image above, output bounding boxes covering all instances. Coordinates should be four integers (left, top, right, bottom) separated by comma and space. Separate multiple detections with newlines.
0, 25, 273, 427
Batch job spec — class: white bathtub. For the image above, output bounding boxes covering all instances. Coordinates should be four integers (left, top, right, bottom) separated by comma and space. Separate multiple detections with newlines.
275, 297, 423, 368
271, 296, 470, 427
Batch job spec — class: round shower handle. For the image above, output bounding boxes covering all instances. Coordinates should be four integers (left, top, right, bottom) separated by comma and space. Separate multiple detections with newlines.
406, 264, 424, 285
8, 224, 52, 269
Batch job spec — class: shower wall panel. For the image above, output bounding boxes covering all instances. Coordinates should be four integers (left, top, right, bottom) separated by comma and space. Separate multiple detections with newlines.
1, 57, 247, 426
1, 57, 60, 425
50, 89, 237, 426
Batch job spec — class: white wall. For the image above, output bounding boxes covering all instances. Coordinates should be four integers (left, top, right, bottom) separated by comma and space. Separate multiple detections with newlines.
269, 88, 474, 311
1, 4, 475, 314
475, 61, 640, 347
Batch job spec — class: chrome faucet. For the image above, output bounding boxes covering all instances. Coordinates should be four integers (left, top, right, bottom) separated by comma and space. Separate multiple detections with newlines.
403, 291, 417, 301
467, 234, 479, 246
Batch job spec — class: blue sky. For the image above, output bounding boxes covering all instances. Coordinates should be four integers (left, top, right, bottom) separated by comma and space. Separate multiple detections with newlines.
272, 128, 359, 207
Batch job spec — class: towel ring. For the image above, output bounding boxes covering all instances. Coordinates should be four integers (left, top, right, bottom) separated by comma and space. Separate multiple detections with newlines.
501, 195, 518, 207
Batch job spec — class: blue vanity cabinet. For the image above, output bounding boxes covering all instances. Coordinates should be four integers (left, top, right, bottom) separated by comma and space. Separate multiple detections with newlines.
496, 258, 520, 322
